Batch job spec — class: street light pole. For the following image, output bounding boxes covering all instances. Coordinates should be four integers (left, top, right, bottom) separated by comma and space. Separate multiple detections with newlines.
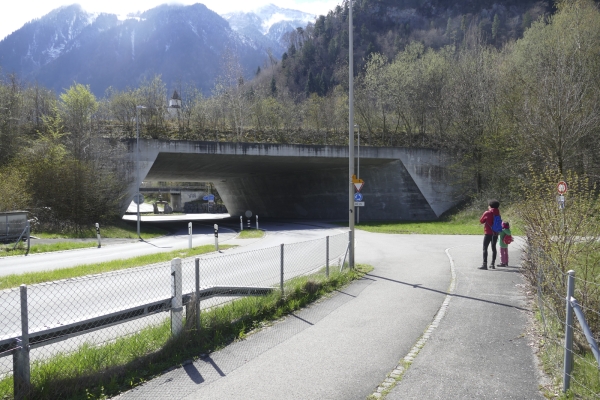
355, 124, 360, 225
348, 0, 355, 269
136, 105, 145, 240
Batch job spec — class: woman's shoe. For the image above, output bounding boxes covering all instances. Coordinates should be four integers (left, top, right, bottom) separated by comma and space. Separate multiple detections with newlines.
478, 263, 488, 270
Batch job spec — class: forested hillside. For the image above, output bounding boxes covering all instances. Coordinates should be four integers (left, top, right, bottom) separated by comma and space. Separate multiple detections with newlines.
1, 0, 599, 229
274, 0, 550, 96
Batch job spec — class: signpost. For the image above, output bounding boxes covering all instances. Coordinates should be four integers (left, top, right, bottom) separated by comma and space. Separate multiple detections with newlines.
557, 181, 568, 210
558, 181, 568, 195
352, 175, 365, 222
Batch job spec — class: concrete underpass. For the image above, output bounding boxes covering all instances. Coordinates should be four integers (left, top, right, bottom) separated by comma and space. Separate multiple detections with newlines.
125, 140, 465, 221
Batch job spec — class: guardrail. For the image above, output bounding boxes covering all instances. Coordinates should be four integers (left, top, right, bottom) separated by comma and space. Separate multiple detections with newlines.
0, 232, 350, 399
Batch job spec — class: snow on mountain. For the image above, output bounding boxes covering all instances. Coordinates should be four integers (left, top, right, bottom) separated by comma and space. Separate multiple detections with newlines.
223, 3, 315, 57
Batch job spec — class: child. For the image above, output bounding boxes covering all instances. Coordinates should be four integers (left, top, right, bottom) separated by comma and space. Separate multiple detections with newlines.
479, 199, 501, 270
498, 221, 512, 267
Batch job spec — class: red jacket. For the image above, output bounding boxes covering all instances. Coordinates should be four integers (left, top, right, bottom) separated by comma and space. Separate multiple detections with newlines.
480, 208, 500, 235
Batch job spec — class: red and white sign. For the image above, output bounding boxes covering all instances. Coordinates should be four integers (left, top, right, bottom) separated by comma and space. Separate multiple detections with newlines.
557, 181, 568, 195
354, 182, 364, 192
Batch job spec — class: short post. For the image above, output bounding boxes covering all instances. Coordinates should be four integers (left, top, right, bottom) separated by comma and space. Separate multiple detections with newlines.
214, 224, 219, 252
563, 270, 575, 393
95, 223, 101, 248
171, 258, 183, 336
326, 236, 330, 278
25, 220, 30, 256
240, 216, 243, 231
188, 222, 192, 249
256, 215, 259, 230
247, 219, 250, 229
14, 284, 31, 399
195, 258, 200, 332
280, 243, 284, 296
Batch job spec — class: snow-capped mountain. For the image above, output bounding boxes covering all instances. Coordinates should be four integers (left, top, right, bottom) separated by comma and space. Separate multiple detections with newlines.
0, 4, 271, 95
223, 4, 316, 57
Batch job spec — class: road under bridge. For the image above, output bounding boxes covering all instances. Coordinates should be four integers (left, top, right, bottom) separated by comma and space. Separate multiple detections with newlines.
125, 140, 466, 221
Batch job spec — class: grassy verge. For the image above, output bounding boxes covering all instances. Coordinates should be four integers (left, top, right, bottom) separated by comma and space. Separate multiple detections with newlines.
237, 229, 265, 239
349, 206, 523, 235
0, 264, 372, 400
0, 245, 235, 290
33, 220, 167, 239
0, 242, 98, 257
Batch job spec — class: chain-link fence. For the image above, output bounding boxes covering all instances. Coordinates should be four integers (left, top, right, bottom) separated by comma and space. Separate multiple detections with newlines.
0, 231, 349, 398
526, 244, 600, 397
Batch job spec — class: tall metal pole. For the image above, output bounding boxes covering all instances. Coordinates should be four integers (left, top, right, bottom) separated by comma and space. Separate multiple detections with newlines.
356, 124, 360, 225
348, 0, 355, 269
136, 106, 141, 240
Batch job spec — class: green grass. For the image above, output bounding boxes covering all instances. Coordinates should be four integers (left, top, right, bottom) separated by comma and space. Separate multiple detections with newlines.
349, 207, 523, 235
0, 244, 234, 290
237, 229, 265, 239
33, 220, 167, 239
0, 241, 98, 257
0, 264, 372, 400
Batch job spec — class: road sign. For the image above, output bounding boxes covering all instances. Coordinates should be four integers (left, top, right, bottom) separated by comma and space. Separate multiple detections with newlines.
203, 194, 215, 201
354, 193, 363, 201
354, 202, 365, 207
352, 175, 365, 192
557, 181, 568, 195
133, 194, 145, 204
557, 195, 565, 209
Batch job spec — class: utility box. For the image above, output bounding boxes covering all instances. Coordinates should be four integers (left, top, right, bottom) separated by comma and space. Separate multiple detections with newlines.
0, 211, 28, 242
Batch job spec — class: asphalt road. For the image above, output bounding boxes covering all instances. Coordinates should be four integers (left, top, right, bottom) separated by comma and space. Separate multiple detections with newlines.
0, 218, 345, 277
115, 232, 543, 400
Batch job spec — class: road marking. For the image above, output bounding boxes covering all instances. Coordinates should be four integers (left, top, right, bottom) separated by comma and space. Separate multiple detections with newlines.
369, 246, 460, 399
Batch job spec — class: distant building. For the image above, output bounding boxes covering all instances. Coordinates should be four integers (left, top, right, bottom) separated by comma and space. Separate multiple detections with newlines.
167, 90, 181, 118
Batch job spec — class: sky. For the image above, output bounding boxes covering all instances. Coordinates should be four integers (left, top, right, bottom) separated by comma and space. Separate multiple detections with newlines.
1, 0, 341, 41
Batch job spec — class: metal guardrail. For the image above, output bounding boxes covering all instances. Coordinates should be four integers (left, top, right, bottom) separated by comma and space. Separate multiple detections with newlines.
2, 232, 350, 399
0, 286, 274, 358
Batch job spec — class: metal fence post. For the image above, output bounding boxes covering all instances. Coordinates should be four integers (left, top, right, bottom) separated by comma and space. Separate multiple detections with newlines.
326, 236, 330, 278
563, 270, 575, 393
195, 258, 200, 332
280, 243, 284, 296
171, 258, 183, 336
14, 284, 31, 399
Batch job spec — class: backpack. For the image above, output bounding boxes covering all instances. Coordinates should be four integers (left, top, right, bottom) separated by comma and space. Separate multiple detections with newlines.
491, 215, 503, 233
503, 234, 514, 245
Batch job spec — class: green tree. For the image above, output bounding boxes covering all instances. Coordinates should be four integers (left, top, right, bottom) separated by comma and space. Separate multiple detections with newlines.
59, 83, 98, 160
502, 0, 600, 177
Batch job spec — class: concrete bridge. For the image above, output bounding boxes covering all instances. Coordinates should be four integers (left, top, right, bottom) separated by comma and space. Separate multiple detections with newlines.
125, 140, 466, 221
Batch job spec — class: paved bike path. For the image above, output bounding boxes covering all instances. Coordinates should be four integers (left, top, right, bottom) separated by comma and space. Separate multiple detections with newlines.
116, 232, 544, 399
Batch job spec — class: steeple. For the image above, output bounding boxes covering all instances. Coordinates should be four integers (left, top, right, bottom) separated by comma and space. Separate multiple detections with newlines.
169, 90, 181, 108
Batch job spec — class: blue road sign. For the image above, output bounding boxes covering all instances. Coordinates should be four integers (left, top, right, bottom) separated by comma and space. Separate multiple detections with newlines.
203, 194, 215, 201
354, 193, 363, 202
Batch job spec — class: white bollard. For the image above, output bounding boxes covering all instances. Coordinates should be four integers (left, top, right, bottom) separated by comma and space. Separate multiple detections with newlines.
256, 215, 259, 230
95, 223, 101, 248
240, 216, 243, 231
214, 224, 219, 252
188, 222, 192, 249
